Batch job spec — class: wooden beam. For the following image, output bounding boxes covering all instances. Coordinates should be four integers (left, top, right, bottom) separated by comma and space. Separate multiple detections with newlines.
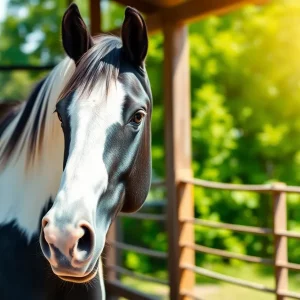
114, 0, 158, 14
160, 0, 269, 25
143, 0, 184, 8
89, 0, 101, 35
106, 0, 268, 36
108, 13, 162, 36
145, 13, 162, 35
163, 23, 195, 300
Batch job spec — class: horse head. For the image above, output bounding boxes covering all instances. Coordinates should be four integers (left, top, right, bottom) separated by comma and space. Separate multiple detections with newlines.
39, 4, 152, 283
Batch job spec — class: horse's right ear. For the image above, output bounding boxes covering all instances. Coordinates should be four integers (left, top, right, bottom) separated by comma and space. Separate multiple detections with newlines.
121, 7, 148, 66
62, 3, 94, 64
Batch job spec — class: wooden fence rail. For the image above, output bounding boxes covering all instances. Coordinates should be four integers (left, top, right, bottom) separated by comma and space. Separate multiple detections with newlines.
104, 178, 300, 300
182, 217, 272, 235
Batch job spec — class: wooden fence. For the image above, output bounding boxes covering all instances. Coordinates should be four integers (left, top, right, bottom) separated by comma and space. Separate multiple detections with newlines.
104, 178, 300, 300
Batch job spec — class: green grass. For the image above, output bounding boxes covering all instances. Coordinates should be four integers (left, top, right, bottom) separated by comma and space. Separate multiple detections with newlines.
120, 263, 300, 299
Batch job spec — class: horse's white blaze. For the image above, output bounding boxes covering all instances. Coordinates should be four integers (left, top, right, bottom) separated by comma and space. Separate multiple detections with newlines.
53, 81, 125, 229
0, 58, 75, 239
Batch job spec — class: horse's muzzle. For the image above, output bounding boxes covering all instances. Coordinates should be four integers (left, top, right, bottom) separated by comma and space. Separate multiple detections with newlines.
40, 216, 96, 279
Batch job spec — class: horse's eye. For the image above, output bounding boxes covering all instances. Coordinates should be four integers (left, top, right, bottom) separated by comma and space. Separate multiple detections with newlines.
132, 112, 145, 125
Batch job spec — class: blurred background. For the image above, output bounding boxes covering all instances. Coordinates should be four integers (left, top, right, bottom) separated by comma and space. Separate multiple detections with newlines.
1, 0, 300, 299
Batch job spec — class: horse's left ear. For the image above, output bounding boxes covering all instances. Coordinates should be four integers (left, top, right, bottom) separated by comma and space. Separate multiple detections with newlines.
121, 7, 148, 66
62, 3, 94, 64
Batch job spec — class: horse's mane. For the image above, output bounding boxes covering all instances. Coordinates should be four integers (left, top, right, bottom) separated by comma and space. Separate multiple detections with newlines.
0, 34, 123, 168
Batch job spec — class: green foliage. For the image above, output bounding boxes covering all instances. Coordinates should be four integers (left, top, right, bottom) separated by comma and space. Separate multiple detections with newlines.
188, 0, 300, 264
2, 0, 300, 276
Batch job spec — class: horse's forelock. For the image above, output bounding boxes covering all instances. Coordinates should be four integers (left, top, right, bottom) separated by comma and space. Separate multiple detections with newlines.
58, 35, 122, 101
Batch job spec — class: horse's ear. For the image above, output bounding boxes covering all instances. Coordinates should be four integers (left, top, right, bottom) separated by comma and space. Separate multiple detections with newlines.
121, 7, 148, 66
62, 3, 94, 64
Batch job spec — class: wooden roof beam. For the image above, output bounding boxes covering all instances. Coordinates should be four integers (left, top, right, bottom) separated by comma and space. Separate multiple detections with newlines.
109, 12, 161, 36
143, 0, 185, 8
89, 0, 101, 35
107, 0, 269, 36
113, 0, 159, 14
160, 0, 269, 25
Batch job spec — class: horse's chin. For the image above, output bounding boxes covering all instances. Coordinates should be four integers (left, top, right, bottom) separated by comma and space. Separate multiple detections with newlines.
58, 267, 98, 283
55, 259, 99, 283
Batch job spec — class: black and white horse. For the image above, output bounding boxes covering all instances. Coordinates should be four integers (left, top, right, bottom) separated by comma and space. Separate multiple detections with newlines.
0, 4, 152, 300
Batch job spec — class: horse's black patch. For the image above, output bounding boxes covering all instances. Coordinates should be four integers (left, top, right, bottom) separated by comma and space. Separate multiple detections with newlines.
0, 222, 45, 300
102, 71, 151, 214
56, 94, 73, 170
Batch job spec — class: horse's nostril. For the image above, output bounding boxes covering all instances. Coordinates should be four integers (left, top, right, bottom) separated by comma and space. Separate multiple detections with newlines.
77, 226, 91, 253
75, 224, 94, 262
42, 217, 49, 229
40, 218, 95, 267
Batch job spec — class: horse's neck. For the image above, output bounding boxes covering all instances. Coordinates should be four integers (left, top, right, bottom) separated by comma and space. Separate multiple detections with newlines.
0, 58, 75, 239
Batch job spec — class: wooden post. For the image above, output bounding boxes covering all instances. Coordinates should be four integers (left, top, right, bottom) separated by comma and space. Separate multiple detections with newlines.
104, 221, 117, 281
115, 218, 123, 281
89, 0, 101, 36
104, 220, 118, 300
273, 183, 288, 300
163, 22, 195, 300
